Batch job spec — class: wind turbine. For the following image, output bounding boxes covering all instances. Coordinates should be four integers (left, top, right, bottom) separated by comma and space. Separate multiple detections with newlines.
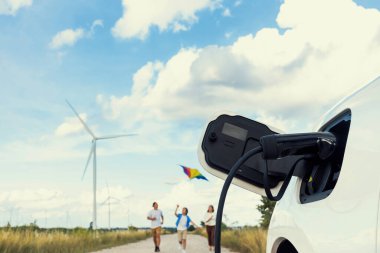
100, 183, 121, 230
117, 194, 133, 227
6, 206, 20, 226
66, 100, 137, 230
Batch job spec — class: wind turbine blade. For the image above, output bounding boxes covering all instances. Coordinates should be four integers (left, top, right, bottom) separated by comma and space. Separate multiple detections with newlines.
110, 197, 121, 202
82, 143, 95, 180
66, 100, 96, 138
106, 182, 110, 198
97, 133, 138, 140
101, 197, 111, 206
165, 182, 178, 186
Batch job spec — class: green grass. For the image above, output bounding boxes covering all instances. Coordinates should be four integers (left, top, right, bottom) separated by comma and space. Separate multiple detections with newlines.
194, 227, 267, 253
0, 227, 150, 253
221, 228, 267, 253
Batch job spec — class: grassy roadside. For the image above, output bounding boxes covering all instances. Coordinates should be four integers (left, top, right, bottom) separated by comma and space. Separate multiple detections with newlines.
194, 227, 267, 253
221, 228, 267, 253
0, 227, 150, 253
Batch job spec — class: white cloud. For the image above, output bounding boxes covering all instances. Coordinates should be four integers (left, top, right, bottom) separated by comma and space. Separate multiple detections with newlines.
49, 28, 85, 50
90, 19, 104, 35
0, 0, 32, 15
173, 22, 189, 33
80, 186, 132, 207
222, 8, 231, 17
4, 189, 65, 210
49, 19, 104, 50
0, 134, 86, 163
55, 114, 88, 137
234, 0, 242, 7
224, 32, 232, 39
100, 0, 380, 139
0, 186, 135, 227
112, 0, 221, 40
91, 19, 104, 29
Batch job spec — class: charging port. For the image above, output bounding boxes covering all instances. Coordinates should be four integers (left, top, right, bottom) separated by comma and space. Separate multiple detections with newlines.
300, 109, 351, 204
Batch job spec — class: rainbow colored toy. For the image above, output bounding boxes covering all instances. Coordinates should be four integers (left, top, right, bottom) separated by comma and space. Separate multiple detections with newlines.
180, 165, 208, 181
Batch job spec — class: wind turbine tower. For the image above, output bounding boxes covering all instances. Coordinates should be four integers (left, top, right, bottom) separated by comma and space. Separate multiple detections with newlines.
66, 100, 136, 230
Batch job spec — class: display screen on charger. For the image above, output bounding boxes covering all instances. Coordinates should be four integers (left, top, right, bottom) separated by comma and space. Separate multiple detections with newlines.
221, 122, 248, 141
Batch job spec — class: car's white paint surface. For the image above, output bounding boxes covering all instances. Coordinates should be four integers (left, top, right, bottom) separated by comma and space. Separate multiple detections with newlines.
267, 76, 380, 253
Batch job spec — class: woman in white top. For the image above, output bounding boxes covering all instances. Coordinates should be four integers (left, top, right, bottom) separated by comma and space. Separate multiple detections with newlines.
203, 205, 216, 251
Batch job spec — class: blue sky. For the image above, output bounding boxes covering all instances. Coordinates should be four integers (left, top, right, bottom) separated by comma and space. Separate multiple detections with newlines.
1, 0, 380, 228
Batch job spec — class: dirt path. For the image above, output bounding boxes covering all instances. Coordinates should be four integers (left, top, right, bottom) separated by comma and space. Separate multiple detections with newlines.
92, 234, 236, 253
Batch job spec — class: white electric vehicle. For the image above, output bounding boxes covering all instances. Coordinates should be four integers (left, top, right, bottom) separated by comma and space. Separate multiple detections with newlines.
198, 76, 380, 253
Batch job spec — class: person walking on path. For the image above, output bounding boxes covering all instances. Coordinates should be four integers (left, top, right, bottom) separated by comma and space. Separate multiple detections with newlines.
174, 204, 199, 253
203, 205, 216, 252
147, 202, 164, 252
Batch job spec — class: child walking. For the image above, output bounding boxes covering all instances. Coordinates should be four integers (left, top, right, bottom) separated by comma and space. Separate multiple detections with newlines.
174, 204, 199, 253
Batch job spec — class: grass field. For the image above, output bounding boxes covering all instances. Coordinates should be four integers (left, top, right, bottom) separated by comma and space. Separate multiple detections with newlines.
0, 226, 150, 253
0, 225, 266, 253
221, 228, 267, 253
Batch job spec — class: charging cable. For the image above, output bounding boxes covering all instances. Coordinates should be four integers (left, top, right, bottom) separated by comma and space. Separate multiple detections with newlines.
264, 158, 305, 201
215, 146, 263, 253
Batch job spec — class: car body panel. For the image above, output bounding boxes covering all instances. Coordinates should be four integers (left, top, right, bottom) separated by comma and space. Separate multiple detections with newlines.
267, 76, 380, 253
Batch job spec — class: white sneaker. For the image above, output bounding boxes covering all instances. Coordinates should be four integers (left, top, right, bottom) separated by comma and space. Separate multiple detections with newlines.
178, 244, 182, 250
182, 250, 186, 253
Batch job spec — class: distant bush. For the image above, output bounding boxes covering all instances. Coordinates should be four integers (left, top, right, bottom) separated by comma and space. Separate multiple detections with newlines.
128, 225, 138, 231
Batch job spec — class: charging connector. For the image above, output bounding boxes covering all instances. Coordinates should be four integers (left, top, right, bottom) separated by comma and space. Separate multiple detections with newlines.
214, 131, 337, 253
260, 132, 337, 160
